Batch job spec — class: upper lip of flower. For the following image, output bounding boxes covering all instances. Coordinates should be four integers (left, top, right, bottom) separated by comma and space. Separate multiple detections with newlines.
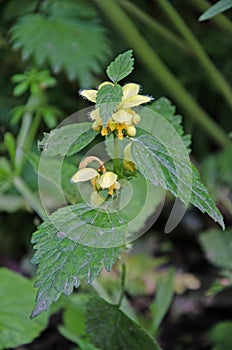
80, 82, 153, 109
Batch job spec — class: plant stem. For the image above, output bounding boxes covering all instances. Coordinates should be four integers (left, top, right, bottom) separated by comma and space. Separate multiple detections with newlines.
119, 0, 192, 56
24, 111, 41, 153
94, 0, 229, 147
156, 0, 232, 110
118, 262, 126, 307
191, 0, 232, 37
15, 112, 32, 174
113, 135, 120, 173
14, 176, 45, 219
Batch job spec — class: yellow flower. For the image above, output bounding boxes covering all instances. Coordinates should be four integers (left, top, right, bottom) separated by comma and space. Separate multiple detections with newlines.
70, 162, 120, 197
80, 82, 152, 139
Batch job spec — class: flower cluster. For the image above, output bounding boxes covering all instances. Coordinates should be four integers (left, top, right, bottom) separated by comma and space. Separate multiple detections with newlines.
71, 156, 120, 200
80, 82, 152, 139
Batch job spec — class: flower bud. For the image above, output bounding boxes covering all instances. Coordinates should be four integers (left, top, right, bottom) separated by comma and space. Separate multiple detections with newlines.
126, 125, 136, 137
132, 113, 141, 124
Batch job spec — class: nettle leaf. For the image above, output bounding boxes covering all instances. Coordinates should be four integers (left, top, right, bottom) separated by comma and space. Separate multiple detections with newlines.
106, 50, 134, 83
146, 98, 191, 150
199, 0, 232, 21
131, 134, 224, 229
38, 123, 97, 157
31, 203, 121, 317
86, 297, 162, 350
96, 84, 123, 126
11, 11, 110, 85
0, 268, 48, 349
199, 229, 232, 269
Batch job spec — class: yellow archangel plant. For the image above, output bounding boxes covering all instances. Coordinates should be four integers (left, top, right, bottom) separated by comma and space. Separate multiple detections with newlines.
80, 82, 153, 139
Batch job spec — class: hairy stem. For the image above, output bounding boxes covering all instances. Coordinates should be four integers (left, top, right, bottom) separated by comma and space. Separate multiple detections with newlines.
94, 0, 229, 147
157, 0, 232, 109
113, 135, 120, 173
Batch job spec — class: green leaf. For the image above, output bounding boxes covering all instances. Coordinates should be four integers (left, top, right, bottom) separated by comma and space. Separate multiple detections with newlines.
36, 203, 128, 248
209, 322, 232, 350
27, 152, 80, 204
86, 297, 162, 350
0, 268, 48, 350
131, 134, 224, 229
143, 98, 191, 151
96, 84, 123, 126
38, 123, 97, 157
150, 268, 175, 333
0, 157, 13, 194
11, 11, 111, 85
106, 50, 134, 83
199, 0, 232, 21
31, 206, 119, 317
4, 132, 15, 163
199, 229, 232, 269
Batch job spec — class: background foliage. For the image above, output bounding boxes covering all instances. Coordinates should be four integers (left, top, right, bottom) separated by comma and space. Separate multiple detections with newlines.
0, 0, 232, 349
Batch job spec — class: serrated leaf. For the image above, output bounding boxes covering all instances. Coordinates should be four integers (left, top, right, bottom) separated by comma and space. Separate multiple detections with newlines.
86, 297, 162, 350
38, 122, 97, 157
96, 84, 123, 126
11, 12, 110, 85
199, 0, 232, 21
199, 229, 232, 269
131, 134, 224, 229
38, 203, 128, 248
31, 204, 119, 317
144, 98, 191, 151
0, 268, 48, 349
106, 50, 134, 83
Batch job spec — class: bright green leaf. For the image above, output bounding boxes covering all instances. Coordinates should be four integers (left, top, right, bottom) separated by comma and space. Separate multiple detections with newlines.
131, 134, 224, 229
199, 0, 232, 21
86, 297, 162, 350
96, 84, 123, 126
106, 50, 134, 83
31, 207, 119, 317
38, 123, 97, 157
0, 268, 48, 350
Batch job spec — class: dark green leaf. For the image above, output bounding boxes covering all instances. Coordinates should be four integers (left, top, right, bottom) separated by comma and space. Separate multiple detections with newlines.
199, 0, 232, 21
0, 268, 48, 349
86, 297, 162, 350
38, 123, 97, 157
11, 12, 110, 85
31, 204, 119, 317
96, 84, 123, 126
131, 134, 224, 229
106, 50, 134, 83
199, 229, 232, 269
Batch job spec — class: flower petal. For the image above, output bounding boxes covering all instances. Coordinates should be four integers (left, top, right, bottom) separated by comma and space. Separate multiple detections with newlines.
98, 171, 117, 189
80, 89, 97, 103
70, 168, 99, 183
90, 108, 101, 121
98, 81, 114, 89
112, 109, 133, 124
121, 95, 152, 108
122, 83, 140, 99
